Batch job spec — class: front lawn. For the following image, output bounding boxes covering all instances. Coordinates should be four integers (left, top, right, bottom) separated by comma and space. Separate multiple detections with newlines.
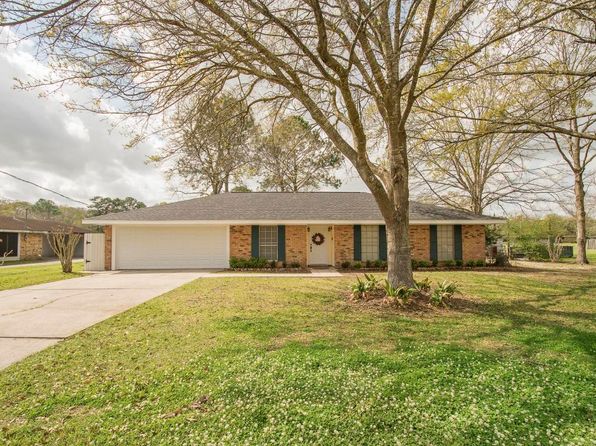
0, 262, 84, 291
0, 267, 594, 445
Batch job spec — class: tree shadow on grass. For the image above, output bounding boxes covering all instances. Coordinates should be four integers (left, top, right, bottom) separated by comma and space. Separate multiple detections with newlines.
449, 280, 596, 360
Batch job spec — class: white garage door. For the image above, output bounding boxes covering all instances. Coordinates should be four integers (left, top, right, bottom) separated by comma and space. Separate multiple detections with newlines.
114, 225, 228, 269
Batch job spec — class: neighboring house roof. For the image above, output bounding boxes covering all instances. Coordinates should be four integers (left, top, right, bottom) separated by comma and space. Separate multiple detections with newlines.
0, 215, 89, 233
84, 192, 506, 225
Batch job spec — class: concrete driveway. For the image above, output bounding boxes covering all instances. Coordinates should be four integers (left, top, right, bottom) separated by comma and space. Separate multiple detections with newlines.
0, 271, 206, 369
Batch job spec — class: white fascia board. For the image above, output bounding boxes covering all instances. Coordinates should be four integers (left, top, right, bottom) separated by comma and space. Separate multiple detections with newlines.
82, 219, 507, 226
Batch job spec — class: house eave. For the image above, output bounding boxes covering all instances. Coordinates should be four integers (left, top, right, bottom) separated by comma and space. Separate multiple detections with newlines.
82, 219, 507, 226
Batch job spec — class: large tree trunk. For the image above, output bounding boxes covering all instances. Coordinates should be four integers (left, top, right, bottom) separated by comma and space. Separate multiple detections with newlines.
386, 215, 414, 287
383, 129, 415, 288
574, 171, 588, 264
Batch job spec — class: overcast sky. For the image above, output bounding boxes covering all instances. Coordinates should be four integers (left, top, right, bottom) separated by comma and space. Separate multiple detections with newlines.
0, 34, 367, 208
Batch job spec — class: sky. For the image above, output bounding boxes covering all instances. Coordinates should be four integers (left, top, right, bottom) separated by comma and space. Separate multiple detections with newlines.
0, 33, 589, 217
0, 33, 366, 208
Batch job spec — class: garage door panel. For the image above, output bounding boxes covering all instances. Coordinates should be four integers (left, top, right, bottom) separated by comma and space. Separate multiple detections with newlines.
115, 225, 228, 269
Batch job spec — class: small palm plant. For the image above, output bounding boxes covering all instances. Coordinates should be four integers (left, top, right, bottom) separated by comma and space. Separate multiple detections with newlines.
431, 280, 459, 306
382, 280, 417, 305
414, 277, 432, 293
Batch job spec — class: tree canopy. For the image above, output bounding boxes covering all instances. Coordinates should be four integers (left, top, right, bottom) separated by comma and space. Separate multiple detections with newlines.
87, 196, 146, 217
1, 0, 591, 284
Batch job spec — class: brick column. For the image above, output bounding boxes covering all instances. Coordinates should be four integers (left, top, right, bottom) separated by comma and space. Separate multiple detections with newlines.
409, 225, 430, 261
333, 225, 354, 266
462, 225, 486, 261
285, 225, 307, 266
229, 225, 252, 259
19, 233, 43, 260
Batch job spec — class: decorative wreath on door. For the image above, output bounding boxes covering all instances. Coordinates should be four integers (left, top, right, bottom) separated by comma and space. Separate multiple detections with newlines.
311, 233, 325, 245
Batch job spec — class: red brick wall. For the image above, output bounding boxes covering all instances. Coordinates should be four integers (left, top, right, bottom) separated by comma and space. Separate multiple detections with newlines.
409, 225, 430, 261
19, 233, 43, 260
462, 225, 486, 261
286, 225, 307, 266
230, 225, 252, 259
104, 225, 112, 270
333, 225, 354, 266
227, 223, 484, 265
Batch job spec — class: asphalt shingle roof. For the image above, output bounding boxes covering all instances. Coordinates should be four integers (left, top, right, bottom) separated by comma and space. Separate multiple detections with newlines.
0, 215, 89, 233
84, 192, 505, 223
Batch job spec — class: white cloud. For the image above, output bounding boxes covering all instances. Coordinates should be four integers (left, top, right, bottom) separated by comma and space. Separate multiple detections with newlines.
0, 32, 366, 208
63, 115, 90, 141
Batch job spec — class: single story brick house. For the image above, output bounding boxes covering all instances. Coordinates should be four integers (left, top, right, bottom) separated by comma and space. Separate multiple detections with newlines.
83, 192, 505, 270
0, 216, 87, 261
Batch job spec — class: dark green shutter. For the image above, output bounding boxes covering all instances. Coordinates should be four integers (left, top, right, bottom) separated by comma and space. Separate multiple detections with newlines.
454, 225, 462, 261
277, 225, 286, 261
378, 225, 387, 261
251, 225, 259, 258
430, 225, 438, 263
353, 225, 361, 261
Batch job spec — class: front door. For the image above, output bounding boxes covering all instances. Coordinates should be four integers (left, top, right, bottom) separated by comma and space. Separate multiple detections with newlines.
309, 225, 329, 265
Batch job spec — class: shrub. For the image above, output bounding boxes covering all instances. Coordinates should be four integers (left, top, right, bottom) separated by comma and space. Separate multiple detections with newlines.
351, 276, 369, 299
289, 262, 301, 268
443, 260, 455, 267
417, 260, 430, 268
350, 274, 379, 300
431, 280, 458, 306
431, 259, 438, 267
382, 280, 417, 304
353, 261, 362, 269
364, 259, 372, 268
414, 277, 431, 293
373, 259, 383, 269
340, 260, 351, 269
475, 259, 485, 267
380, 260, 388, 270
269, 260, 277, 268
465, 260, 476, 267
248, 257, 269, 268
363, 273, 379, 288
229, 257, 270, 269
455, 259, 463, 267
516, 241, 549, 260
411, 259, 419, 270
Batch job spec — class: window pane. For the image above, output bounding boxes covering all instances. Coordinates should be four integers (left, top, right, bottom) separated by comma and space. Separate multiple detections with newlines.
0, 232, 17, 257
437, 225, 454, 261
259, 226, 278, 260
361, 225, 379, 261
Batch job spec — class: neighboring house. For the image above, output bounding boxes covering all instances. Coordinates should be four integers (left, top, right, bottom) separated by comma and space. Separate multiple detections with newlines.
83, 192, 505, 270
0, 216, 88, 261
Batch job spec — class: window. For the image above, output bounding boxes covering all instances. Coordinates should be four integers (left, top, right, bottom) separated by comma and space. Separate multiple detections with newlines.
259, 226, 278, 260
437, 225, 454, 261
0, 232, 18, 257
361, 225, 379, 261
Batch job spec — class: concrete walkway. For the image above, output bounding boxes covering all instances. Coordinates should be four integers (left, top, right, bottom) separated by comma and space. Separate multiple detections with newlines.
0, 269, 343, 369
0, 271, 206, 369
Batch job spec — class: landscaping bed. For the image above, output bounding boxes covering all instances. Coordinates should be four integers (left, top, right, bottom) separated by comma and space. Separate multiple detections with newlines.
226, 267, 310, 273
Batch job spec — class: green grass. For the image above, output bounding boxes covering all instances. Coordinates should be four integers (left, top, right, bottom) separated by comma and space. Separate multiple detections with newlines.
0, 262, 84, 291
560, 244, 596, 263
0, 268, 594, 445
